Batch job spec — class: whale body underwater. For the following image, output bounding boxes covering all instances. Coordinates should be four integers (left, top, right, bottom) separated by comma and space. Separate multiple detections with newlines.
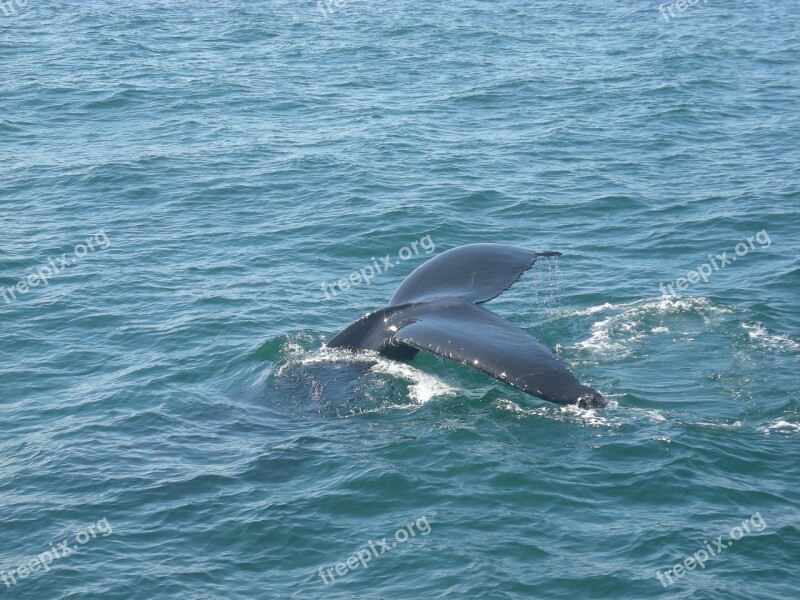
326, 243, 607, 408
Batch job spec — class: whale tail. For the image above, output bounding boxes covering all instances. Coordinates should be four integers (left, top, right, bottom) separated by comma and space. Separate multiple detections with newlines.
389, 243, 561, 306
328, 243, 606, 407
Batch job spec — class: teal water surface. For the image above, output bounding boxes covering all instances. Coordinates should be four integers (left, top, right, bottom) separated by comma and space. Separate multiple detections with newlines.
1, 1, 799, 598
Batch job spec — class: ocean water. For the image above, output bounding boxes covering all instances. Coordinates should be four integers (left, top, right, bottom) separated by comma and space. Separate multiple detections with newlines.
1, 1, 799, 598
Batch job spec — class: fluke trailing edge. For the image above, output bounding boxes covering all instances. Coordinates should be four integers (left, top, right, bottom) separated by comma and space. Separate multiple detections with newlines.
326, 243, 607, 408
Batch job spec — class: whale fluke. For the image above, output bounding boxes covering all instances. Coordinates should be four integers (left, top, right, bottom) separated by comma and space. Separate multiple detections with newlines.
327, 244, 606, 408
390, 243, 560, 306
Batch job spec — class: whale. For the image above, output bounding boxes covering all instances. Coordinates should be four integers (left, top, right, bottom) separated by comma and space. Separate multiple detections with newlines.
326, 243, 606, 408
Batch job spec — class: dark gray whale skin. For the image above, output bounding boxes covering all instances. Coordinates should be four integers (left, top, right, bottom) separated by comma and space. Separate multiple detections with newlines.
327, 243, 607, 408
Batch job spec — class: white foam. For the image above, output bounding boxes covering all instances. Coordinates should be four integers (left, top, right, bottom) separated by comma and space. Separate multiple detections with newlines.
291, 345, 379, 366
370, 360, 457, 404
271, 345, 380, 379
493, 396, 674, 430
274, 346, 457, 405
741, 322, 799, 352
494, 397, 612, 427
570, 296, 732, 356
575, 312, 643, 355
692, 420, 743, 430
758, 419, 800, 435
281, 339, 307, 357
563, 302, 615, 317
629, 407, 667, 422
